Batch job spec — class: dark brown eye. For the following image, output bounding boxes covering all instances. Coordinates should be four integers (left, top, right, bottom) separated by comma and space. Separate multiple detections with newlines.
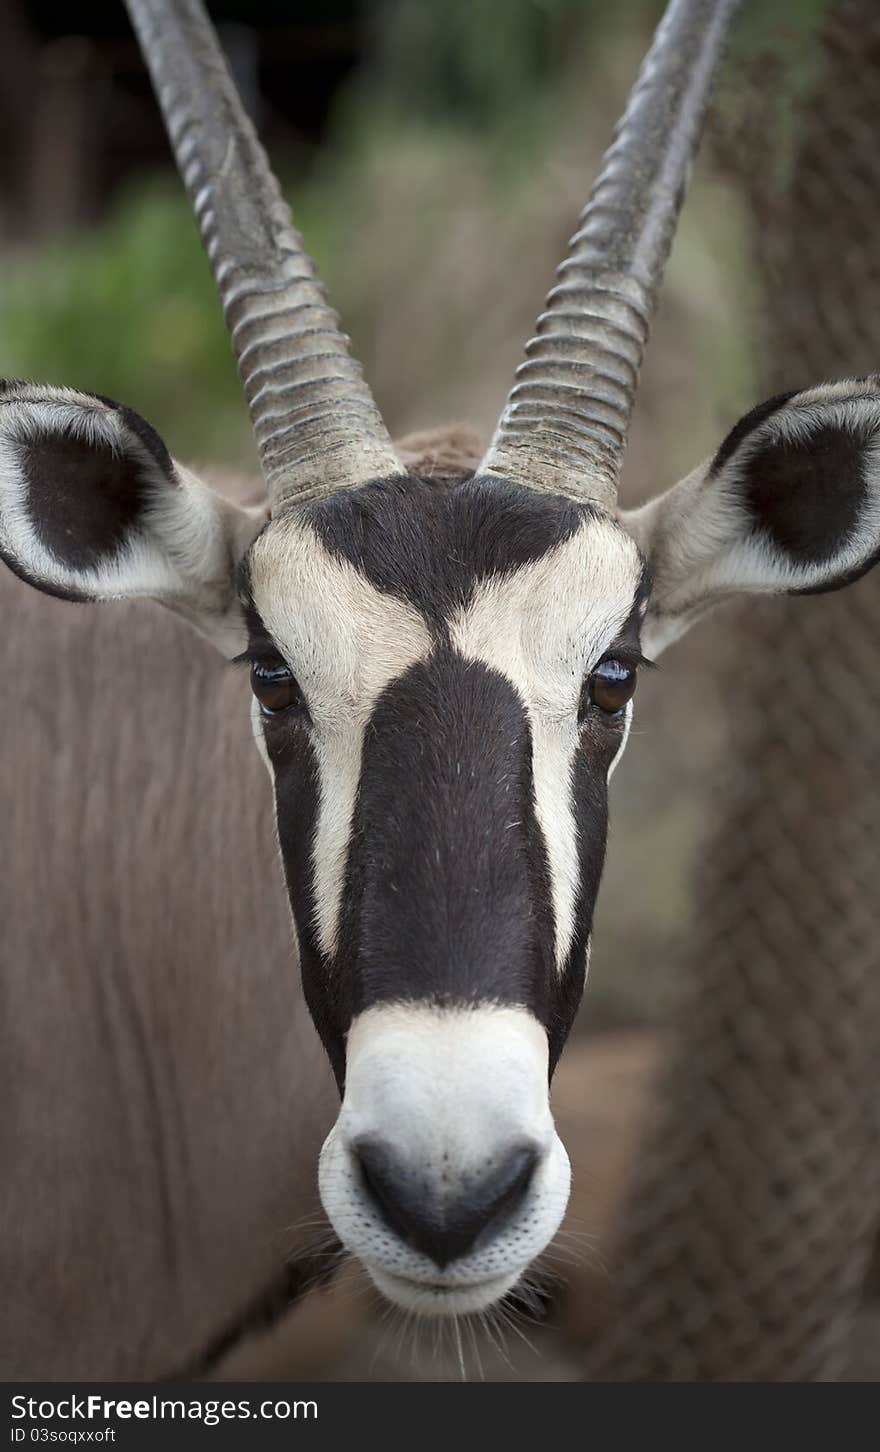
587, 658, 638, 717
250, 660, 303, 717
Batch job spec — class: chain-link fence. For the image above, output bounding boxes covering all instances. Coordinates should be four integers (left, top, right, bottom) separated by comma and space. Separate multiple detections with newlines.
583, 0, 880, 1381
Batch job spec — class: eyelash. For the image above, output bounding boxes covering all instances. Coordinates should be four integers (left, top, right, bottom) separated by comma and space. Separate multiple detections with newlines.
230, 648, 274, 670
595, 648, 655, 672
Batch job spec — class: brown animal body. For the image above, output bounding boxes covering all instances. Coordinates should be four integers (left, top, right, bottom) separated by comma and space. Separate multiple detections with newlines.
0, 547, 337, 1379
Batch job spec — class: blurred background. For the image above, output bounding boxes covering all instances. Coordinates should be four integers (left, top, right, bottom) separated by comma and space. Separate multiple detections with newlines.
2, 0, 877, 1380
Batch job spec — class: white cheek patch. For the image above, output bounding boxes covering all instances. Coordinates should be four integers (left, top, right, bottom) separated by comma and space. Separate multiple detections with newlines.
449, 516, 642, 969
249, 517, 432, 957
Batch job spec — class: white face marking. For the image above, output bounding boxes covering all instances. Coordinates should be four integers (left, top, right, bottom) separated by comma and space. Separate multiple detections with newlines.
248, 516, 432, 957
319, 1003, 571, 1316
448, 515, 643, 967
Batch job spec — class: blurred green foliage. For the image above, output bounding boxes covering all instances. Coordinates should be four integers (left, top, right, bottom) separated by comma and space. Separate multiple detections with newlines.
0, 0, 658, 463
0, 182, 254, 466
0, 0, 829, 465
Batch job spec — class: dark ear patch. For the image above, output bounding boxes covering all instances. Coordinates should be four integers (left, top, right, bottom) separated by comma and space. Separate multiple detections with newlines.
742, 421, 870, 565
19, 427, 153, 570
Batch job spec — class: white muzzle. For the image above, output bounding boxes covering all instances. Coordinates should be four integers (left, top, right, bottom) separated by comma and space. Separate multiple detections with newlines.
318, 1003, 571, 1316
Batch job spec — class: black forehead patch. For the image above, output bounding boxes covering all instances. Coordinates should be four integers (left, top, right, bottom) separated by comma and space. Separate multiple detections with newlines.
740, 419, 871, 566
300, 473, 591, 631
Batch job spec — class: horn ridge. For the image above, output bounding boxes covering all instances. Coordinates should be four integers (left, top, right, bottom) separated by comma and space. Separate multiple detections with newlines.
124, 0, 402, 507
480, 0, 741, 506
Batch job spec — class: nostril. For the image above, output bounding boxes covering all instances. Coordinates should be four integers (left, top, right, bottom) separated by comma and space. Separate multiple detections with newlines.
355, 1138, 424, 1247
474, 1144, 538, 1228
353, 1137, 540, 1269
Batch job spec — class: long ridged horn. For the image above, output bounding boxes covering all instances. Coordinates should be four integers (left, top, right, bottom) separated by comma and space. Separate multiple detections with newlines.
479, 0, 741, 506
124, 0, 402, 508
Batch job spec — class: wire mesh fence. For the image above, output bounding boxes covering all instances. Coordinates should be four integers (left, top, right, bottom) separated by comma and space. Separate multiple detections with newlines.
583, 0, 880, 1381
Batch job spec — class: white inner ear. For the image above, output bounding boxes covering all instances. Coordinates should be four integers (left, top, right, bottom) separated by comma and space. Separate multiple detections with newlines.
448, 516, 643, 968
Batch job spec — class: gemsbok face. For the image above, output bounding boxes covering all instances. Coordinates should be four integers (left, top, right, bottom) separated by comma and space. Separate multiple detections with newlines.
5, 0, 880, 1319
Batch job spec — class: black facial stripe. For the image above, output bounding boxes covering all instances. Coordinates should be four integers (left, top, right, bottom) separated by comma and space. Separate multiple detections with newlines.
302, 473, 591, 633
266, 714, 347, 1081
550, 726, 615, 1065
743, 419, 871, 566
333, 650, 557, 1025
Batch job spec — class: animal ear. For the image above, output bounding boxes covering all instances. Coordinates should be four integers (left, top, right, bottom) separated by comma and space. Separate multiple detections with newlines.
0, 380, 265, 654
622, 378, 880, 656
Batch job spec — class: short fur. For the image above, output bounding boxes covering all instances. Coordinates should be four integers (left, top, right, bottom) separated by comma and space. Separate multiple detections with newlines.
0, 560, 336, 1379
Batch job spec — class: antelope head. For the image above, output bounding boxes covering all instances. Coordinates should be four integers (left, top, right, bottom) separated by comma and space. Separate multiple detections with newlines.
4, 0, 880, 1318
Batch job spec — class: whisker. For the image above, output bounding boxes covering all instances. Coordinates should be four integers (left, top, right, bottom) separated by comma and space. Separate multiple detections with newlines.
465, 1316, 485, 1381
480, 1308, 514, 1372
452, 1315, 467, 1381
495, 1302, 541, 1357
370, 1306, 398, 1375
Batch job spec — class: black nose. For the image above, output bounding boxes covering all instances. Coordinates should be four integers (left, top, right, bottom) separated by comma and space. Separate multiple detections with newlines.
354, 1138, 539, 1269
